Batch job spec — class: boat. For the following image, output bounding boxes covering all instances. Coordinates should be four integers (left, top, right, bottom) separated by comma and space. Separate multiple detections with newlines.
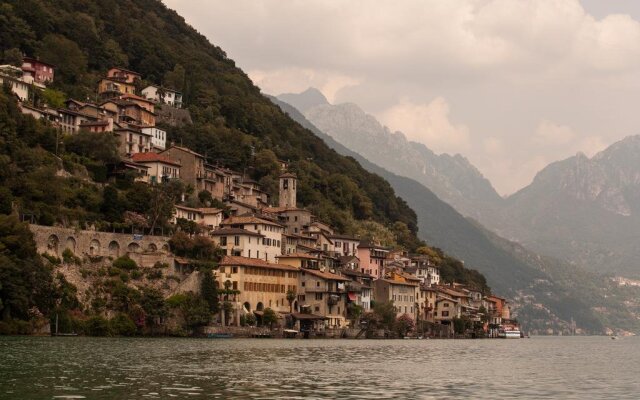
504, 329, 522, 339
498, 328, 522, 339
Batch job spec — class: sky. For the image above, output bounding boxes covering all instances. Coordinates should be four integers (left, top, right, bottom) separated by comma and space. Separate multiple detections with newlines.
164, 0, 640, 195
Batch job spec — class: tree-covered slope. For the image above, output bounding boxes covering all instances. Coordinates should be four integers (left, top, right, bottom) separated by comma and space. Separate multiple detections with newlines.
0, 0, 423, 249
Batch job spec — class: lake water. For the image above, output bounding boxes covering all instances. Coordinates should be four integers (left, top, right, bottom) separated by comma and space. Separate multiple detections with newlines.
0, 336, 638, 399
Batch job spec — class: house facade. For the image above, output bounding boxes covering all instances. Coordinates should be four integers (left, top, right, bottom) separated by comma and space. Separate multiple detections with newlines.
141, 85, 183, 108
217, 256, 300, 324
131, 152, 180, 183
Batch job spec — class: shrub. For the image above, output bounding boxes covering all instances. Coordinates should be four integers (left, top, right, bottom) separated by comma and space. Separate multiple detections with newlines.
85, 316, 111, 336
244, 313, 257, 327
113, 256, 138, 271
62, 249, 81, 265
80, 268, 92, 278
119, 272, 130, 283
130, 270, 143, 280
97, 268, 107, 277
0, 320, 33, 335
42, 253, 61, 265
108, 266, 121, 277
165, 275, 181, 282
166, 293, 188, 308
147, 269, 162, 280
110, 314, 137, 336
153, 262, 169, 269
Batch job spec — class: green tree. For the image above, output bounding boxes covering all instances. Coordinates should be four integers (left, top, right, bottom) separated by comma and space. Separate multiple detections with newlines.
2, 48, 22, 66
40, 88, 65, 108
200, 269, 219, 314
0, 215, 53, 321
110, 313, 137, 336
163, 64, 186, 92
146, 180, 184, 231
181, 293, 211, 333
373, 301, 397, 330
286, 289, 296, 313
36, 34, 87, 84
140, 288, 167, 333
394, 314, 415, 337
263, 307, 278, 329
64, 130, 120, 164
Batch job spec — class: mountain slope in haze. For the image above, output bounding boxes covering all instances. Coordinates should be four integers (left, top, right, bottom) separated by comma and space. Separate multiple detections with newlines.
497, 136, 640, 277
277, 88, 504, 222
273, 97, 640, 334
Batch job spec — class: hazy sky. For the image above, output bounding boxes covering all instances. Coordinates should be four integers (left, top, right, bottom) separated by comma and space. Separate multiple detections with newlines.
164, 0, 640, 195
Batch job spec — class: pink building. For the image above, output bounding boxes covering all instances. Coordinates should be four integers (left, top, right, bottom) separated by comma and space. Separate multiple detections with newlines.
22, 57, 55, 84
357, 241, 390, 278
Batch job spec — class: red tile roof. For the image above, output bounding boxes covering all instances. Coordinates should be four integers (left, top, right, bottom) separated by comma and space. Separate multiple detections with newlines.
131, 152, 180, 166
219, 255, 299, 271
302, 268, 350, 281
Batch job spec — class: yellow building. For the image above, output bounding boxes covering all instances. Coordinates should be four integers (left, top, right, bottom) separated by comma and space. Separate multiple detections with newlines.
218, 256, 300, 325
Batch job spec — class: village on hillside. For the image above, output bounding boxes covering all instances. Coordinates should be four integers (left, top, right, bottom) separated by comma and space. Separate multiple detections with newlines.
1, 58, 519, 339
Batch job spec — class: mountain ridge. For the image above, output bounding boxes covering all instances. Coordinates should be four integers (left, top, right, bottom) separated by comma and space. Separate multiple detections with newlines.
278, 89, 504, 222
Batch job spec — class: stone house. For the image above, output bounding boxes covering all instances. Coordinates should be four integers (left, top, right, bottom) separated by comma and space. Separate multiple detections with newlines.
217, 255, 300, 324
294, 267, 350, 328
373, 277, 419, 320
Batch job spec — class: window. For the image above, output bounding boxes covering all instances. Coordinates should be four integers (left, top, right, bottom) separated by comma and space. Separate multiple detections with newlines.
442, 311, 449, 317
220, 237, 227, 246
316, 281, 320, 287
234, 236, 240, 246
232, 267, 238, 274
232, 281, 238, 290
315, 293, 323, 300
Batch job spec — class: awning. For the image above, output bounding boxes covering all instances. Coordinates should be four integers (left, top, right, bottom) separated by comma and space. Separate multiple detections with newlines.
290, 312, 328, 321
347, 292, 357, 301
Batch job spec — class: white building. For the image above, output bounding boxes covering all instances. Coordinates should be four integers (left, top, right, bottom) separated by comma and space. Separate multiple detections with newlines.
141, 126, 167, 150
141, 85, 183, 108
0, 65, 30, 101
217, 215, 284, 262
172, 205, 223, 231
131, 152, 180, 183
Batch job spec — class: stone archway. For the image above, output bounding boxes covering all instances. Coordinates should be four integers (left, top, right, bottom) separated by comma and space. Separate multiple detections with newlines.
108, 241, 120, 258
243, 302, 251, 313
127, 242, 140, 253
161, 244, 170, 253
65, 237, 76, 254
89, 239, 101, 256
47, 234, 60, 256
256, 302, 264, 311
293, 300, 299, 313
147, 243, 158, 252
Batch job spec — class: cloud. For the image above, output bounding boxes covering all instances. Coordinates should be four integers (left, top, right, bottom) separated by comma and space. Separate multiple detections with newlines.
163, 0, 640, 194
379, 97, 471, 155
534, 120, 577, 146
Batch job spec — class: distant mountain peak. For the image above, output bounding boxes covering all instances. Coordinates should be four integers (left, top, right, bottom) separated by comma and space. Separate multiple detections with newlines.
277, 87, 328, 113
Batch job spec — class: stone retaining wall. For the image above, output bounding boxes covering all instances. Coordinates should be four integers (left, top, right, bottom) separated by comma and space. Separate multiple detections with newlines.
30, 224, 173, 267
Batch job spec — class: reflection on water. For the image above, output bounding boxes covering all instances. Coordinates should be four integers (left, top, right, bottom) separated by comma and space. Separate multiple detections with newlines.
1, 336, 638, 399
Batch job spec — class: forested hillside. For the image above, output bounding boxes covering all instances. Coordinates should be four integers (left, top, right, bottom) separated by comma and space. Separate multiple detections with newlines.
0, 0, 493, 327
0, 0, 422, 247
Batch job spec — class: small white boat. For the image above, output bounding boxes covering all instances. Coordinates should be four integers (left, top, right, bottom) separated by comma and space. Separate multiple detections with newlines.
498, 329, 522, 339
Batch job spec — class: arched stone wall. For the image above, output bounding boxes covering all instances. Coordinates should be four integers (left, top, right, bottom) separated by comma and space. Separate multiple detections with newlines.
127, 242, 141, 253
89, 239, 101, 256
65, 237, 76, 254
47, 234, 59, 256
108, 241, 120, 258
